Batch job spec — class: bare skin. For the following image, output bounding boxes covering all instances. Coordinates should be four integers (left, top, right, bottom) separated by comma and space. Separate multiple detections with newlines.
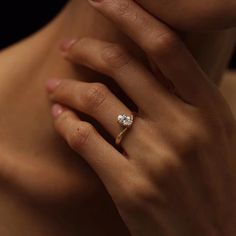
221, 71, 236, 117
47, 1, 236, 235
136, 0, 236, 30
0, 0, 235, 235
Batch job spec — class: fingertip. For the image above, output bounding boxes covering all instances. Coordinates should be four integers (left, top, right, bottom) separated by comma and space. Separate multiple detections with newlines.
45, 78, 61, 93
51, 104, 65, 118
60, 39, 78, 53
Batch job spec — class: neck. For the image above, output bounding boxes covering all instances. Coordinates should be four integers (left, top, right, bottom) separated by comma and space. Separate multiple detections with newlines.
0, 0, 235, 160
2, 1, 234, 84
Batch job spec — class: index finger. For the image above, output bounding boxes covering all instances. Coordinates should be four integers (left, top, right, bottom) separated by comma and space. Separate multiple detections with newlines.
88, 0, 212, 105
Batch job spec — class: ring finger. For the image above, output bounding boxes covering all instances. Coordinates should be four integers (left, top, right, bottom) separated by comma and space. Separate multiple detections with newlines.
46, 78, 134, 142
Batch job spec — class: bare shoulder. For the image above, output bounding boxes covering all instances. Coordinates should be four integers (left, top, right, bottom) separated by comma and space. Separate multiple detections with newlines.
220, 70, 236, 117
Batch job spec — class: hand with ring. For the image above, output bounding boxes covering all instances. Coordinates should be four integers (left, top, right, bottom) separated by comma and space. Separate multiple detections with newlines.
45, 0, 236, 235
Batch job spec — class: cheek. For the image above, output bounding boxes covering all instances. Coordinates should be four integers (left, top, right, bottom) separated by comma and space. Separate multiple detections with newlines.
135, 0, 235, 30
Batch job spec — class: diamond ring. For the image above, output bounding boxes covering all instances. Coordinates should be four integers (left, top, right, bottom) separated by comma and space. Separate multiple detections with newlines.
116, 113, 135, 145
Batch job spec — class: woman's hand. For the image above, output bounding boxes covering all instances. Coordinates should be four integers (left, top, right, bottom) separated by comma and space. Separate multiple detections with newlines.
46, 0, 236, 235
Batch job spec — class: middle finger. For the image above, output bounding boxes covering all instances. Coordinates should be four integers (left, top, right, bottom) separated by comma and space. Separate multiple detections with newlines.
86, 0, 210, 105
63, 37, 177, 115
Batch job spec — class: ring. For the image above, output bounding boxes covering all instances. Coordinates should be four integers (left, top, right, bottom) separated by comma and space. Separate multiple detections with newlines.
115, 113, 135, 145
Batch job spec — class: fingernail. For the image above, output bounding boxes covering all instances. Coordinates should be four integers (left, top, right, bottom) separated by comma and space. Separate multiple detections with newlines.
51, 104, 64, 118
60, 39, 77, 52
45, 79, 61, 93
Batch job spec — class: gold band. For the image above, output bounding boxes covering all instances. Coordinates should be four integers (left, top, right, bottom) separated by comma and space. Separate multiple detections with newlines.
115, 112, 136, 146
115, 127, 129, 145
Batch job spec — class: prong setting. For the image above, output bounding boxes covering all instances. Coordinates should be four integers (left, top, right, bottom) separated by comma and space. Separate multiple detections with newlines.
117, 114, 134, 128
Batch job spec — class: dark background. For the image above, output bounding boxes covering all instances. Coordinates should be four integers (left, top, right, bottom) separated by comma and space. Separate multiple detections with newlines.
0, 1, 235, 68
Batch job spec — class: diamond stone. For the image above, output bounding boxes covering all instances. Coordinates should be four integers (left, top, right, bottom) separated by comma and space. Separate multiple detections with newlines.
117, 114, 133, 127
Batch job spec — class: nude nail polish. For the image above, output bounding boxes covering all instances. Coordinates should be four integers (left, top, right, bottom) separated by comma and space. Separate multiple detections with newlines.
46, 79, 61, 93
60, 39, 77, 52
51, 104, 64, 118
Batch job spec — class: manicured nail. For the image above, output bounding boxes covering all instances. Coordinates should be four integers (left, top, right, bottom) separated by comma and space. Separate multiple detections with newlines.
45, 79, 61, 93
51, 104, 64, 118
60, 39, 77, 52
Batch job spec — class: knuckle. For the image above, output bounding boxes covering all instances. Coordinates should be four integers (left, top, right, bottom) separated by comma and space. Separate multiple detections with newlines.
176, 115, 210, 153
117, 175, 163, 213
112, 0, 131, 17
146, 31, 181, 57
156, 151, 182, 178
151, 151, 184, 189
118, 182, 150, 212
101, 44, 131, 70
177, 125, 200, 151
69, 122, 94, 150
83, 83, 108, 114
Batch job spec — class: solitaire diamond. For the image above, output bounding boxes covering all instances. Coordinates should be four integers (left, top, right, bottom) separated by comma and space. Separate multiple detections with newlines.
117, 114, 133, 127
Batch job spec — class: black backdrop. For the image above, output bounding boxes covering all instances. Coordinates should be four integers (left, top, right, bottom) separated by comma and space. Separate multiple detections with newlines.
0, 1, 235, 68
0, 1, 67, 49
